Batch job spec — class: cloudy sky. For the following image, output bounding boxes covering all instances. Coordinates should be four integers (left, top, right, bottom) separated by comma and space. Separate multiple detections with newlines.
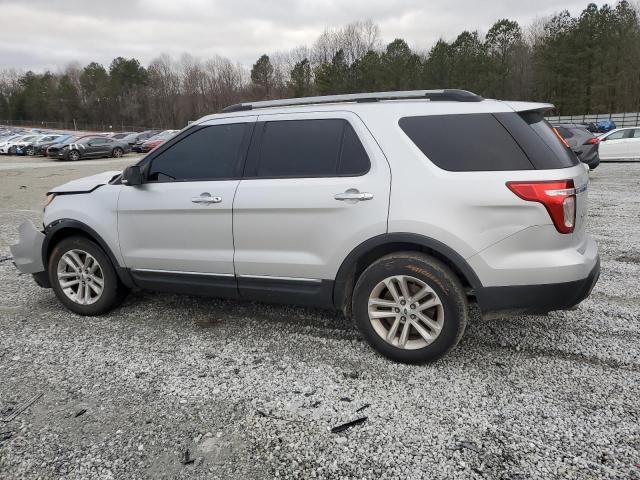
1, 0, 596, 71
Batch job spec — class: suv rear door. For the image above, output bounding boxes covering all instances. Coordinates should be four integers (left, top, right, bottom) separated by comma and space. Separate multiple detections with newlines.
117, 117, 255, 292
232, 111, 390, 301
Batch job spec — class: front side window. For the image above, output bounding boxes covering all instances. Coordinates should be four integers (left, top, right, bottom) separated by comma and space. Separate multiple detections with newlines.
255, 119, 370, 178
606, 130, 627, 141
147, 124, 248, 182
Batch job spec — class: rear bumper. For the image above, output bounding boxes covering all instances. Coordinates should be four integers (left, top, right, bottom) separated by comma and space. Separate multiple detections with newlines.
475, 256, 600, 315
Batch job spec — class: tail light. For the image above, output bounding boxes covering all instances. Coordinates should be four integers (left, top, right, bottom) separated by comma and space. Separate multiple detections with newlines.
507, 180, 577, 234
584, 137, 600, 145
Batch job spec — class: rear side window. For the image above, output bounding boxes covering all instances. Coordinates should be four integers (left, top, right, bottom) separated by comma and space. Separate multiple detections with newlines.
399, 114, 533, 171
253, 119, 370, 177
147, 124, 248, 182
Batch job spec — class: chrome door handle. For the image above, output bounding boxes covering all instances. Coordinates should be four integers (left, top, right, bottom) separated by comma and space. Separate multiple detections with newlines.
334, 190, 374, 201
191, 193, 222, 204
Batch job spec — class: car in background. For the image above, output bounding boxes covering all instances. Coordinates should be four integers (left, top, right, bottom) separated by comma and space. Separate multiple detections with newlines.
598, 127, 640, 161
0, 134, 41, 155
52, 136, 128, 161
139, 130, 179, 153
16, 134, 68, 156
0, 134, 25, 154
107, 132, 136, 140
31, 134, 74, 156
129, 130, 162, 152
553, 124, 600, 170
587, 119, 617, 133
46, 134, 101, 158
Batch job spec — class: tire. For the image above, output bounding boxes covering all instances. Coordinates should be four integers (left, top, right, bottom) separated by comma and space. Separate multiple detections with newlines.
8, 146, 16, 155
352, 252, 468, 364
48, 236, 127, 316
26, 146, 35, 156
68, 149, 81, 161
112, 147, 124, 158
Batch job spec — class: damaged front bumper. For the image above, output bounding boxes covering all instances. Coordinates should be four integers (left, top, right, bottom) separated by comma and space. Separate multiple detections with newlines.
9, 221, 50, 288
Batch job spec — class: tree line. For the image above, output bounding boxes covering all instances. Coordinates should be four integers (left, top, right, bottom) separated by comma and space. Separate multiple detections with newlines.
1, 1, 639, 130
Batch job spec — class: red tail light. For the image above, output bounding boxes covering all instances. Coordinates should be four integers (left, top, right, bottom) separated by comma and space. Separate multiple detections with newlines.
507, 180, 576, 234
584, 137, 600, 145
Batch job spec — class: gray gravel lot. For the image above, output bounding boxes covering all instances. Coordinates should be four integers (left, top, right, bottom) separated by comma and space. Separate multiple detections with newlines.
0, 156, 639, 479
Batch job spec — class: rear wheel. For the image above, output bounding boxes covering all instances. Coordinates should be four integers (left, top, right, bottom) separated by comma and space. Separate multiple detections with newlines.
352, 252, 468, 364
48, 236, 127, 315
8, 146, 16, 155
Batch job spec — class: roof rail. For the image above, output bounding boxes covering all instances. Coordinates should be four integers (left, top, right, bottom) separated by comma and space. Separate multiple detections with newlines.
222, 89, 483, 113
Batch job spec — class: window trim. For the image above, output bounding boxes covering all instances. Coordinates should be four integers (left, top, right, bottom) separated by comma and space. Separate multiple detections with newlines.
141, 123, 255, 184
242, 118, 371, 180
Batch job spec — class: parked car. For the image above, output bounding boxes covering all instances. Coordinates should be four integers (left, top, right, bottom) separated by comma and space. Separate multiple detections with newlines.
52, 136, 128, 161
0, 134, 25, 154
46, 134, 104, 158
139, 130, 179, 153
587, 119, 617, 133
16, 134, 68, 156
597, 127, 640, 160
32, 134, 74, 156
552, 124, 600, 170
131, 130, 165, 153
10, 90, 599, 364
0, 134, 41, 155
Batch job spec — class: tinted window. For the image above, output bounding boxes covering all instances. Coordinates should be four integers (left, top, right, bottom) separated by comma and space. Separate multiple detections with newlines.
494, 112, 579, 169
556, 127, 573, 138
399, 114, 533, 171
633, 129, 640, 138
257, 119, 344, 177
338, 123, 370, 175
91, 138, 112, 145
147, 124, 248, 182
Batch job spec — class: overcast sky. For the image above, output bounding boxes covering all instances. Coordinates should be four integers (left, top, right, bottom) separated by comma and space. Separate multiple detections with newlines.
1, 0, 597, 71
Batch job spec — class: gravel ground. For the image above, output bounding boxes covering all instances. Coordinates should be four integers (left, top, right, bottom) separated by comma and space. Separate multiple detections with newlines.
0, 157, 638, 479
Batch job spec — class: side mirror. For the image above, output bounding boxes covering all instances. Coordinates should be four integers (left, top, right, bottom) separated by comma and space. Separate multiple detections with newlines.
122, 165, 143, 186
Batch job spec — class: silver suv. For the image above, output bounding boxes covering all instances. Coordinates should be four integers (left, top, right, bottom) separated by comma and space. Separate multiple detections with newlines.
11, 90, 600, 363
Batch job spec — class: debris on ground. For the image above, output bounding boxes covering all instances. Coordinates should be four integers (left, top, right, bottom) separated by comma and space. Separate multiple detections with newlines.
180, 447, 195, 465
331, 416, 368, 434
355, 403, 370, 413
450, 440, 481, 454
1, 393, 43, 422
74, 409, 87, 418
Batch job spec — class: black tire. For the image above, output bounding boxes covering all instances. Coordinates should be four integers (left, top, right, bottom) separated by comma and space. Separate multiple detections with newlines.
352, 252, 468, 364
68, 149, 81, 161
112, 147, 124, 158
48, 236, 127, 316
8, 146, 16, 155
26, 146, 35, 156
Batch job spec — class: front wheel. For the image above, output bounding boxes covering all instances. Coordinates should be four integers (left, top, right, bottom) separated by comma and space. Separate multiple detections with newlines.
48, 236, 127, 315
68, 149, 81, 161
112, 147, 124, 158
352, 252, 468, 364
26, 146, 35, 156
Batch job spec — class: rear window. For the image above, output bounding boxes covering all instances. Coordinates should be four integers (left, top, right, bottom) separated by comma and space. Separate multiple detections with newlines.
399, 114, 533, 171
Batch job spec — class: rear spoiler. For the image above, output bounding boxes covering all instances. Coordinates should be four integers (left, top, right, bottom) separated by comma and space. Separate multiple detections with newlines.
501, 101, 554, 114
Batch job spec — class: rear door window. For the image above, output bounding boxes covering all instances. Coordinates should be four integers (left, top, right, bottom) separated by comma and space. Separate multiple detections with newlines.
250, 119, 370, 178
399, 114, 533, 171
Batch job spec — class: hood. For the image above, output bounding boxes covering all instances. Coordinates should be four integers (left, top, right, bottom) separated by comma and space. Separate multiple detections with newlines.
48, 170, 121, 194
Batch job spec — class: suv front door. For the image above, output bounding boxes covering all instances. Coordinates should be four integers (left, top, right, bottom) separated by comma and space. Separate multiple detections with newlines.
232, 112, 391, 303
117, 117, 255, 293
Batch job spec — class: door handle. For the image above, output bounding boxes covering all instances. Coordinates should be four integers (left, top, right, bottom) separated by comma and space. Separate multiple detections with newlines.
191, 193, 222, 204
334, 190, 374, 201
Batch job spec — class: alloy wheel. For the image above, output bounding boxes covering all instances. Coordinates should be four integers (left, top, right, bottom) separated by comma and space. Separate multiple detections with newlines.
56, 249, 104, 305
368, 275, 445, 350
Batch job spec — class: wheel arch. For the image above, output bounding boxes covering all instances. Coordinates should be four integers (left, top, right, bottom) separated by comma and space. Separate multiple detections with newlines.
333, 233, 482, 315
42, 219, 134, 288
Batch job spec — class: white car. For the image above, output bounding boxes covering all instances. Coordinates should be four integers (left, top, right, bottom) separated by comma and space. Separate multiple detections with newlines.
0, 134, 41, 154
10, 90, 600, 364
598, 127, 640, 160
0, 134, 25, 154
